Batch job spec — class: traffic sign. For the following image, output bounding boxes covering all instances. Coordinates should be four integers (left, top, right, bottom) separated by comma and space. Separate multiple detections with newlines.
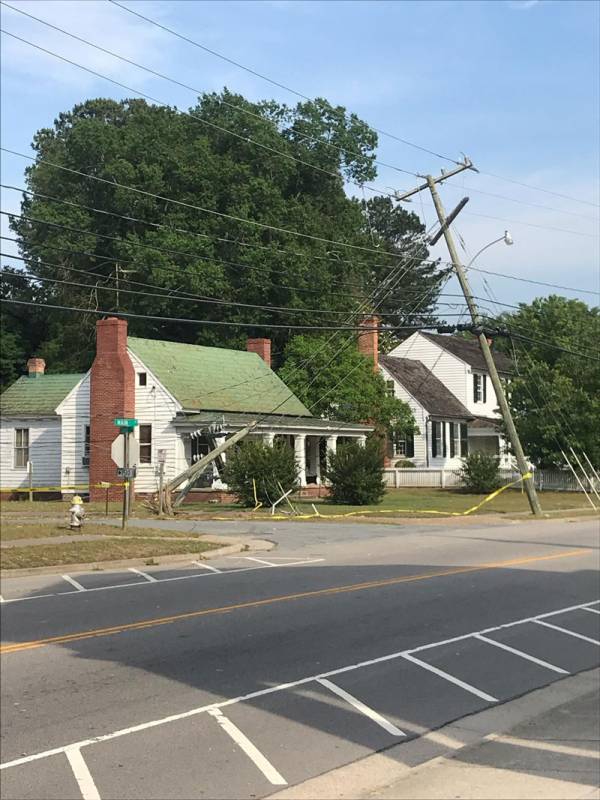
114, 418, 138, 428
111, 432, 140, 468
117, 466, 137, 479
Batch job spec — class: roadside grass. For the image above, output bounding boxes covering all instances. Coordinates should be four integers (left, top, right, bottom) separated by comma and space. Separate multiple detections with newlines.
182, 488, 593, 518
0, 538, 219, 570
0, 522, 195, 542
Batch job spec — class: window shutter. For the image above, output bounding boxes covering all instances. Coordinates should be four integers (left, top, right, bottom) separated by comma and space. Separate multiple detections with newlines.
473, 374, 478, 402
442, 422, 447, 457
483, 375, 487, 403
461, 424, 468, 456
431, 422, 438, 458
449, 424, 455, 458
406, 433, 414, 458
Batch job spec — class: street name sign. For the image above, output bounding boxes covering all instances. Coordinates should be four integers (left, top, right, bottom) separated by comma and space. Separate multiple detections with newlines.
114, 418, 138, 428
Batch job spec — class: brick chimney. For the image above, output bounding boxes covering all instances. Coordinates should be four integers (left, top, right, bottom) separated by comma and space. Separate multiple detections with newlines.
89, 318, 135, 501
27, 357, 46, 378
247, 338, 271, 368
358, 316, 379, 370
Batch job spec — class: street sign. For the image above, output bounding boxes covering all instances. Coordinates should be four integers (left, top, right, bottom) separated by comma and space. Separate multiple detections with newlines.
157, 448, 167, 464
111, 432, 140, 468
114, 418, 138, 428
117, 466, 137, 479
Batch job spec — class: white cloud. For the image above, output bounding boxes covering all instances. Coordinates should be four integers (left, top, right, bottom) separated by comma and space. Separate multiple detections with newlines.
0, 0, 172, 93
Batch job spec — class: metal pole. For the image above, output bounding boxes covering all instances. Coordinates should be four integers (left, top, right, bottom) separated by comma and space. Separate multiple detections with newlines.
105, 485, 109, 517
28, 461, 33, 503
121, 429, 129, 530
426, 175, 543, 516
158, 460, 165, 518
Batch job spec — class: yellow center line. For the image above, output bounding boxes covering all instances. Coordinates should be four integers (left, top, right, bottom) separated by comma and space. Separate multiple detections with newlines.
0, 548, 590, 655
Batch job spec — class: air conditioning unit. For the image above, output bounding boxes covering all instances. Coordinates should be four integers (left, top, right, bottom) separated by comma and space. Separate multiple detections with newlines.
82, 456, 90, 467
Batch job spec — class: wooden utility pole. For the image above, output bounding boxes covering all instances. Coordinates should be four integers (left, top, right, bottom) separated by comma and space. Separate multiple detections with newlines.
396, 158, 542, 517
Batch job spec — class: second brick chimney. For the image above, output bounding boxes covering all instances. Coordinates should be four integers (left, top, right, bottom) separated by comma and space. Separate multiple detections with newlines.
247, 337, 271, 368
89, 317, 135, 501
27, 357, 46, 377
358, 316, 379, 370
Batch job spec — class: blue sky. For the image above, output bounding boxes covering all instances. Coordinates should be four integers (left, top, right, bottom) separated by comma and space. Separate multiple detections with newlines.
1, 0, 598, 310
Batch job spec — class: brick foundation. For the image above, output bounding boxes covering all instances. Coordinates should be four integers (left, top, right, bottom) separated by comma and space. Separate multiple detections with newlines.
89, 318, 135, 501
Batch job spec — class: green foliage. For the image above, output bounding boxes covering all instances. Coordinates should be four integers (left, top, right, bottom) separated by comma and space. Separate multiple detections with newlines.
326, 438, 386, 505
279, 335, 418, 434
3, 92, 440, 373
459, 453, 501, 494
222, 441, 299, 507
495, 296, 600, 467
394, 459, 416, 468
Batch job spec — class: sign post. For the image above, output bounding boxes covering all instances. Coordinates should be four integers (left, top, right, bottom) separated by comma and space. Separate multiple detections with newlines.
113, 419, 138, 530
157, 448, 167, 517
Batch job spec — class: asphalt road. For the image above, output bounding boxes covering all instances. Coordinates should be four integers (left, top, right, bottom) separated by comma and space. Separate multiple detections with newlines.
1, 517, 599, 800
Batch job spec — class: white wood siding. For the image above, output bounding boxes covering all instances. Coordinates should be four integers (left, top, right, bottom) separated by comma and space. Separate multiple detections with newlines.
129, 351, 182, 493
0, 417, 61, 489
379, 363, 428, 467
57, 374, 90, 491
389, 332, 468, 404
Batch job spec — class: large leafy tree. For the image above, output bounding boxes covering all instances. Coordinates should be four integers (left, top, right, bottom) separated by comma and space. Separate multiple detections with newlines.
278, 334, 417, 434
4, 91, 440, 375
496, 296, 600, 467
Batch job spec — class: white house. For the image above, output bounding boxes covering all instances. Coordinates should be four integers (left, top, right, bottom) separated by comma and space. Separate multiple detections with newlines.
379, 331, 513, 468
0, 318, 371, 499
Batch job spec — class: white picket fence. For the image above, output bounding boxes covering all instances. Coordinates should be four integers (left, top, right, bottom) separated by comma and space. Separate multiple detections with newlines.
383, 467, 599, 493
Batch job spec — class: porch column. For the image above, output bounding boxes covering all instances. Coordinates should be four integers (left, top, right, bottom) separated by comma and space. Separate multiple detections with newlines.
326, 435, 337, 457
263, 432, 275, 447
294, 434, 307, 486
357, 435, 367, 447
314, 437, 321, 485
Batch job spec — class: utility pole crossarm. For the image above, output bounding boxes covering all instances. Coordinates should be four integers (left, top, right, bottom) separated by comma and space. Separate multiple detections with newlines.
394, 158, 476, 203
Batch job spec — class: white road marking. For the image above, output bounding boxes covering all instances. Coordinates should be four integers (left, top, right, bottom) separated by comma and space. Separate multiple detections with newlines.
0, 594, 4, 603
61, 575, 86, 592
128, 567, 157, 583
244, 556, 278, 567
0, 559, 324, 604
401, 653, 498, 702
191, 561, 220, 573
534, 620, 600, 645
207, 708, 287, 785
1, 598, 597, 771
583, 606, 600, 615
65, 747, 101, 800
474, 634, 569, 674
317, 677, 405, 736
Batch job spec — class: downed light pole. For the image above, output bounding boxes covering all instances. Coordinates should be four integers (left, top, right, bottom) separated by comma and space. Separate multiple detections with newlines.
396, 158, 542, 516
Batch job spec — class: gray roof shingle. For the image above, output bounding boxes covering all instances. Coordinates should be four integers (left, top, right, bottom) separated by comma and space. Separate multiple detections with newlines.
420, 333, 513, 373
380, 356, 473, 419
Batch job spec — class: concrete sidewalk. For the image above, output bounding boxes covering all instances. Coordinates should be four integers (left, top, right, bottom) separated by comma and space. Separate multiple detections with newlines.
273, 669, 600, 800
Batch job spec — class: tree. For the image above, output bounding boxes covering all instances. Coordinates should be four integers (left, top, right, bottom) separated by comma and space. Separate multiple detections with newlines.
326, 438, 386, 505
496, 296, 600, 467
278, 334, 418, 435
4, 91, 440, 372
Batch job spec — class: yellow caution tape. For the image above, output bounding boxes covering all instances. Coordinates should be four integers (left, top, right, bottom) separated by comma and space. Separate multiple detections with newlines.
252, 478, 263, 512
0, 481, 128, 493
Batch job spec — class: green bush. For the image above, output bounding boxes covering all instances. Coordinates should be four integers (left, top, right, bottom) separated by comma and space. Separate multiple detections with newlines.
394, 459, 416, 468
326, 438, 385, 505
222, 441, 299, 507
459, 453, 501, 494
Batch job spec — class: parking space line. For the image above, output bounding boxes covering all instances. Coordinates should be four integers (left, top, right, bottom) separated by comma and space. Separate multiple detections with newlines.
191, 561, 221, 573
243, 556, 278, 567
401, 653, 498, 702
206, 708, 287, 785
65, 747, 101, 800
128, 568, 157, 583
583, 606, 600, 615
62, 575, 86, 592
474, 634, 569, 674
534, 620, 600, 645
1, 598, 596, 771
317, 677, 405, 736
0, 594, 4, 603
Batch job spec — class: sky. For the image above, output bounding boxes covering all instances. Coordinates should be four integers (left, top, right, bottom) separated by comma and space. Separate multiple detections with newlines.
1, 0, 599, 315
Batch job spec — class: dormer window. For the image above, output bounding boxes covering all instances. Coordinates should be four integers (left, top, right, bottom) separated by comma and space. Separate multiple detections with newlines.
473, 373, 487, 403
138, 372, 147, 387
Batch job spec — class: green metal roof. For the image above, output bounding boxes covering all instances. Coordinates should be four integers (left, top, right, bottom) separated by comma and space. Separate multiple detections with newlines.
0, 374, 84, 416
128, 337, 311, 417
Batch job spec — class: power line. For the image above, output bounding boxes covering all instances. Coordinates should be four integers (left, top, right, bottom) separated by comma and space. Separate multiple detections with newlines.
466, 264, 600, 298
108, 0, 600, 211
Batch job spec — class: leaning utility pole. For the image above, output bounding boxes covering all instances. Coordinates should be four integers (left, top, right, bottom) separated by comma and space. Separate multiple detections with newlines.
396, 158, 542, 516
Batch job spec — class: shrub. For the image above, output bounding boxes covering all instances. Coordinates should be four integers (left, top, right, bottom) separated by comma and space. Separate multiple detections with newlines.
222, 441, 299, 507
459, 453, 501, 494
326, 438, 385, 505
394, 459, 415, 468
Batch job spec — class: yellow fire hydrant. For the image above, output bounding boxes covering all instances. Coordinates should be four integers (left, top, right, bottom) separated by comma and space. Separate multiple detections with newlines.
69, 495, 85, 530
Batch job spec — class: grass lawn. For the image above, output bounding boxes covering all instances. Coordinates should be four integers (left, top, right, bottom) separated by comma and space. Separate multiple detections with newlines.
0, 522, 195, 542
183, 488, 594, 519
1, 538, 219, 570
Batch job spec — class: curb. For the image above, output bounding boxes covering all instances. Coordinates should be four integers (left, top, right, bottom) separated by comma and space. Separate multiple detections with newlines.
0, 537, 275, 578
270, 668, 600, 800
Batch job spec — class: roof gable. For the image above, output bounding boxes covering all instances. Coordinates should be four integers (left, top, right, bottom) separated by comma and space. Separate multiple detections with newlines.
380, 356, 472, 419
0, 374, 85, 416
420, 333, 513, 373
128, 337, 311, 417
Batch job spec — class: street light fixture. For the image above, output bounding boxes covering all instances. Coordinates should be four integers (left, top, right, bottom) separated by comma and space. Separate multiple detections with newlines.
467, 230, 513, 269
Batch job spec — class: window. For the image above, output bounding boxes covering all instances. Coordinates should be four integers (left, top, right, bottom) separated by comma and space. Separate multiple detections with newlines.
385, 380, 395, 398
139, 424, 152, 464
14, 428, 29, 468
473, 373, 487, 403
431, 421, 446, 458
138, 372, 147, 386
392, 432, 414, 458
84, 425, 91, 458
449, 423, 469, 458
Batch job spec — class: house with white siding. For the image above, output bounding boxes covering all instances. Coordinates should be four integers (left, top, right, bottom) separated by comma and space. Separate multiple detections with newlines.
0, 318, 371, 499
377, 331, 513, 468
